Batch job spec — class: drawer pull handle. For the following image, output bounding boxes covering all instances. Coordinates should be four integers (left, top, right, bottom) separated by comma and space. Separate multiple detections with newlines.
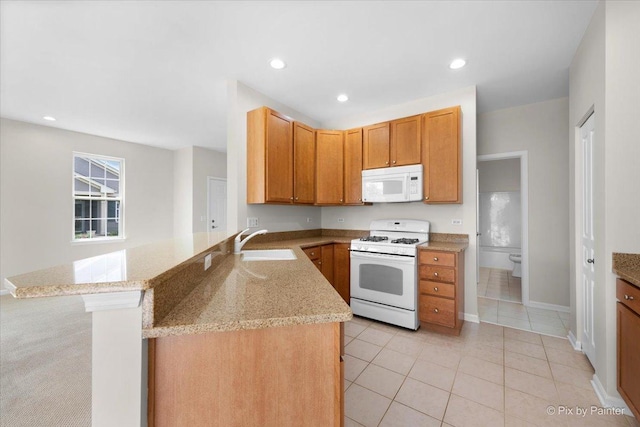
625, 295, 635, 301
433, 257, 438, 261
434, 272, 439, 277
434, 287, 439, 292
434, 308, 439, 313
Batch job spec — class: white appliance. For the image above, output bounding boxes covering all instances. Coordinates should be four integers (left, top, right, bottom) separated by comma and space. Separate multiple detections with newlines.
361, 164, 423, 203
350, 219, 430, 330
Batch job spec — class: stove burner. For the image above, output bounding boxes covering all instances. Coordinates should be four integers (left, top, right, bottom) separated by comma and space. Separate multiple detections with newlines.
391, 238, 420, 245
360, 236, 389, 242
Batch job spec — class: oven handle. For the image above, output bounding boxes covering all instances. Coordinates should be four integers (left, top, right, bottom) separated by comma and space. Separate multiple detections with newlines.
350, 250, 416, 264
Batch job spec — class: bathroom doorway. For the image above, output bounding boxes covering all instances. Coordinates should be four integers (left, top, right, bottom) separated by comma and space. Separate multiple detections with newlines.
477, 152, 529, 309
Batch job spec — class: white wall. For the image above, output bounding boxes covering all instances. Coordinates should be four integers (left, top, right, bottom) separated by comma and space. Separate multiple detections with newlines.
478, 98, 570, 307
569, 0, 640, 405
320, 86, 479, 319
226, 81, 322, 233
192, 146, 226, 233
173, 146, 193, 237
478, 158, 520, 192
0, 118, 174, 285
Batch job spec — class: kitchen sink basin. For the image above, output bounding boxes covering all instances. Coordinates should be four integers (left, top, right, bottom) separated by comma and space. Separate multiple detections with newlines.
241, 249, 297, 261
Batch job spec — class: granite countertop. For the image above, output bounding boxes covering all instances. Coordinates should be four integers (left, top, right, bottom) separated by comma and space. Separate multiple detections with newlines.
144, 244, 351, 338
613, 253, 640, 288
5, 231, 237, 298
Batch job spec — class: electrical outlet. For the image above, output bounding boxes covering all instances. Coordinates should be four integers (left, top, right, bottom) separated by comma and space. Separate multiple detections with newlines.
452, 219, 463, 226
306, 218, 312, 223
204, 254, 212, 270
338, 218, 345, 223
247, 217, 259, 227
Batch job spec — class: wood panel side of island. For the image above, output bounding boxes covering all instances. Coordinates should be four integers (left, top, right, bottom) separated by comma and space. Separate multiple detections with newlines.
148, 322, 343, 427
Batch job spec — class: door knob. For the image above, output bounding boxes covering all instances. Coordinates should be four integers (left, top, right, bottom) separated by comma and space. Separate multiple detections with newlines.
587, 259, 595, 264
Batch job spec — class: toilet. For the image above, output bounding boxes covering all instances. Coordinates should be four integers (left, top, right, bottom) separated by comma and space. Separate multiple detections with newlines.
509, 253, 522, 278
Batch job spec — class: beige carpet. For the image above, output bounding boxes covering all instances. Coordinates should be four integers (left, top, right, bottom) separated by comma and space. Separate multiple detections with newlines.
0, 294, 91, 427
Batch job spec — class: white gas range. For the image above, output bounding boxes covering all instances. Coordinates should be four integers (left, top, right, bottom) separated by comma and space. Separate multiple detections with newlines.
350, 219, 430, 330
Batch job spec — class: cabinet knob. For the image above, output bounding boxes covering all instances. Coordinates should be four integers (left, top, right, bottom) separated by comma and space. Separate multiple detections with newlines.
311, 252, 315, 256
625, 295, 635, 301
290, 197, 294, 200
434, 287, 439, 292
434, 272, 439, 277
392, 160, 396, 164
358, 198, 362, 202
385, 161, 389, 165
434, 308, 439, 313
318, 261, 322, 265
295, 197, 299, 201
425, 196, 429, 200
340, 199, 343, 202
433, 257, 438, 261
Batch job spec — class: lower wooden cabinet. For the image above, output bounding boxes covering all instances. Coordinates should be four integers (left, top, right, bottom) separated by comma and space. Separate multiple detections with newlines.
148, 322, 344, 426
616, 278, 640, 419
418, 248, 465, 335
305, 243, 350, 305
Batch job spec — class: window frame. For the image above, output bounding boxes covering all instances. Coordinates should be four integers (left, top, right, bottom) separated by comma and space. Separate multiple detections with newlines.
72, 152, 125, 243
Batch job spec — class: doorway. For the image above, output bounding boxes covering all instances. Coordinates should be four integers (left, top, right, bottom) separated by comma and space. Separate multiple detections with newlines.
207, 177, 227, 232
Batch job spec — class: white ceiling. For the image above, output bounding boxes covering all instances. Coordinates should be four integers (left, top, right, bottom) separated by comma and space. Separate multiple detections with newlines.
0, 1, 598, 152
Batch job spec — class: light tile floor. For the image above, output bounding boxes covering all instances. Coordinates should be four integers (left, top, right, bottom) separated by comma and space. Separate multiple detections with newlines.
477, 267, 570, 338
343, 316, 638, 427
478, 267, 522, 302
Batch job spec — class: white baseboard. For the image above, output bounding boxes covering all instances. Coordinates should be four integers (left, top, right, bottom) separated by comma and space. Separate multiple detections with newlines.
527, 300, 570, 313
568, 330, 581, 351
591, 374, 633, 416
0, 289, 9, 296
464, 313, 480, 323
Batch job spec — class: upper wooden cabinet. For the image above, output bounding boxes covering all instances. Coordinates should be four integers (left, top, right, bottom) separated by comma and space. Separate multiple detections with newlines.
247, 107, 294, 204
316, 130, 345, 205
422, 106, 461, 204
247, 107, 316, 205
362, 122, 390, 169
344, 128, 364, 205
390, 115, 421, 167
293, 122, 315, 204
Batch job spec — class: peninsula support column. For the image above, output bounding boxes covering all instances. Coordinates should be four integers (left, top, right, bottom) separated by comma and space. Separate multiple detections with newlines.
82, 291, 145, 427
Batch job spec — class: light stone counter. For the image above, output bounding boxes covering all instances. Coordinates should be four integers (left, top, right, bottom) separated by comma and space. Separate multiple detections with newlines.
4, 231, 237, 298
613, 252, 640, 287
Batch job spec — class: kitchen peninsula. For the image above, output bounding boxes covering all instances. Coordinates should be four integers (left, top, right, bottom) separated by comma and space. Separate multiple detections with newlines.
5, 230, 352, 427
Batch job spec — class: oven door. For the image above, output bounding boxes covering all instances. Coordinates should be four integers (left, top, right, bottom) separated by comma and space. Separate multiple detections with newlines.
350, 251, 417, 310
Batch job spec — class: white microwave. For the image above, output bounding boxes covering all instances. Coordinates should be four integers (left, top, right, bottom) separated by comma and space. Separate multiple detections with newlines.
361, 164, 423, 203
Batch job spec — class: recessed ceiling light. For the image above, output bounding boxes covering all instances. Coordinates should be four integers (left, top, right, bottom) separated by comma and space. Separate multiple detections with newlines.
269, 58, 286, 69
449, 59, 466, 70
337, 94, 349, 102
43, 116, 56, 121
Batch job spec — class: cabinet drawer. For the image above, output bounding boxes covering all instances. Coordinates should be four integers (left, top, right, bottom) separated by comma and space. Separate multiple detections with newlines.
419, 295, 455, 328
304, 246, 321, 260
617, 278, 640, 315
419, 251, 455, 267
419, 265, 455, 283
313, 259, 323, 271
419, 280, 455, 299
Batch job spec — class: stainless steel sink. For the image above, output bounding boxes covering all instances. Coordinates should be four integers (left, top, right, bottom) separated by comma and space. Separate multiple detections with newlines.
241, 249, 297, 261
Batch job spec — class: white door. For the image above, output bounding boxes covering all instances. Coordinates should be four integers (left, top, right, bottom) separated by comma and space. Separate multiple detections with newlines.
580, 114, 596, 365
207, 177, 227, 232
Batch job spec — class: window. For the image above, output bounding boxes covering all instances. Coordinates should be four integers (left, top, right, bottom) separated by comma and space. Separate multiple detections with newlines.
73, 153, 124, 241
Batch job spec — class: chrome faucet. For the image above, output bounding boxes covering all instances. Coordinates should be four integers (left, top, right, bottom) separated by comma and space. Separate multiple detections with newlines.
233, 228, 268, 254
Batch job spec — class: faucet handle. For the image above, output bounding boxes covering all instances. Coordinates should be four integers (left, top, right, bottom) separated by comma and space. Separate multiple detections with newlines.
235, 228, 250, 242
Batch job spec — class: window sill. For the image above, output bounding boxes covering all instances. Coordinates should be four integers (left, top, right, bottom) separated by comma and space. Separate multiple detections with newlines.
71, 236, 127, 245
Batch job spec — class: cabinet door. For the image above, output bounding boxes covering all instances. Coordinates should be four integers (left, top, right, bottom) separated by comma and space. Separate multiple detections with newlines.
320, 244, 334, 284
618, 302, 640, 418
390, 115, 421, 167
333, 243, 351, 304
344, 128, 364, 205
265, 109, 294, 203
422, 106, 461, 203
316, 130, 345, 205
363, 122, 390, 169
293, 122, 315, 204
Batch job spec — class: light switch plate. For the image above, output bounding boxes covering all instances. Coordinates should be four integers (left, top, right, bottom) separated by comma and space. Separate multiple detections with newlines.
338, 218, 345, 223
247, 217, 259, 227
451, 219, 463, 226
204, 254, 212, 270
